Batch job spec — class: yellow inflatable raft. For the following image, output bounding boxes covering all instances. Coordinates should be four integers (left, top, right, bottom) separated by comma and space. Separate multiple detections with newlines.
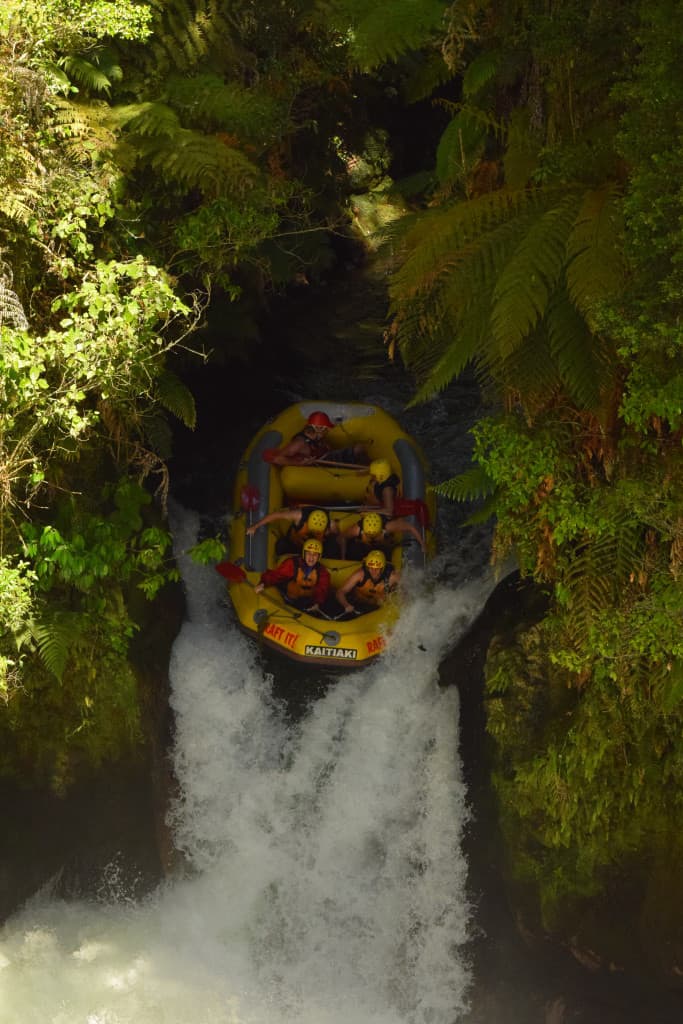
222, 401, 436, 667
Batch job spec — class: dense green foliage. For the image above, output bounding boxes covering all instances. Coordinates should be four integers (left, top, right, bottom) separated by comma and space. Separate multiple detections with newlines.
382, 0, 683, 927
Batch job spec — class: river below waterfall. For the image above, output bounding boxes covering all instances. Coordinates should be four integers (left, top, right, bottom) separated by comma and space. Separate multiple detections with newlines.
1, 265, 682, 1023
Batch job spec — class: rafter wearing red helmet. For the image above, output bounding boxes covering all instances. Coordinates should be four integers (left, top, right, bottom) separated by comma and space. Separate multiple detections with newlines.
267, 410, 367, 467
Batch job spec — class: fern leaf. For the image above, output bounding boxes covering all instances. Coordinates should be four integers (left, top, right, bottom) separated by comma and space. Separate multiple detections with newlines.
143, 414, 173, 460
115, 102, 181, 138
565, 184, 625, 320
32, 612, 84, 682
503, 108, 541, 188
156, 370, 196, 429
347, 0, 448, 69
491, 193, 582, 359
435, 109, 487, 185
165, 73, 284, 146
545, 287, 606, 410
434, 465, 496, 501
461, 50, 500, 98
62, 56, 112, 95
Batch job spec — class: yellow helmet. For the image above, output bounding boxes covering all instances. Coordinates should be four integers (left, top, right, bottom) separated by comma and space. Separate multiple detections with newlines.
364, 549, 386, 571
306, 509, 329, 534
361, 513, 383, 537
302, 538, 323, 557
369, 459, 392, 483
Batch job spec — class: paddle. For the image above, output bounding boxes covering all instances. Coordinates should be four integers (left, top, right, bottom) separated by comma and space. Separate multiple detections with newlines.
216, 560, 249, 583
262, 448, 369, 472
299, 498, 431, 526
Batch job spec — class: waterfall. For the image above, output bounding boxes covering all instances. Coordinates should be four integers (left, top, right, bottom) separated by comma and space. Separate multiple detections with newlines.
0, 504, 493, 1024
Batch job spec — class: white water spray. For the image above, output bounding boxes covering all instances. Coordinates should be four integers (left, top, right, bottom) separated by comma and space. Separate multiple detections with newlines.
0, 506, 493, 1024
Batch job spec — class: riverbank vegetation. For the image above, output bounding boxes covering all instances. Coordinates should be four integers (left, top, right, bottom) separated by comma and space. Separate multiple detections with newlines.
1, 0, 681, 968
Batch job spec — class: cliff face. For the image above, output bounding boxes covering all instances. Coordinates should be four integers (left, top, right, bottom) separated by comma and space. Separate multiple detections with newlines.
443, 570, 683, 1012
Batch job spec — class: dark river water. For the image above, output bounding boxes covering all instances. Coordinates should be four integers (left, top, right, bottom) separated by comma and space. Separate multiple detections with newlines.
1, 263, 682, 1023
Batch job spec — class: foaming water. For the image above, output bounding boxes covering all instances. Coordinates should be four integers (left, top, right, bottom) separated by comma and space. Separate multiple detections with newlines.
0, 506, 493, 1024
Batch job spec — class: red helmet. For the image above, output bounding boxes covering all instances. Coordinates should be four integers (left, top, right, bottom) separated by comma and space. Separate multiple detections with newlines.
307, 411, 334, 428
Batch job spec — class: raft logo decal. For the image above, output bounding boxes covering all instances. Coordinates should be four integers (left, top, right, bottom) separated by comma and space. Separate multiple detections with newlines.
265, 622, 299, 649
366, 636, 385, 654
304, 645, 357, 660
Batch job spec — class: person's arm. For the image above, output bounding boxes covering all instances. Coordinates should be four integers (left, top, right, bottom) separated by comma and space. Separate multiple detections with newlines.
335, 569, 362, 610
385, 517, 425, 550
246, 508, 298, 536
254, 559, 295, 593
270, 436, 318, 466
379, 484, 396, 517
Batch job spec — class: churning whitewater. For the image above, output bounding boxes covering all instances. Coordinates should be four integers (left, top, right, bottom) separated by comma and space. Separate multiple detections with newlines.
0, 505, 492, 1024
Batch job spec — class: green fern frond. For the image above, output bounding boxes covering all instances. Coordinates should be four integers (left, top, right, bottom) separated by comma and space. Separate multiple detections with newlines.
565, 184, 625, 320
32, 611, 84, 682
491, 193, 582, 359
434, 465, 496, 501
435, 109, 487, 185
503, 108, 541, 188
392, 188, 543, 299
61, 56, 112, 95
493, 325, 563, 408
0, 196, 32, 225
134, 129, 260, 197
142, 414, 173, 460
461, 50, 500, 98
545, 287, 606, 410
348, 0, 448, 69
52, 99, 118, 156
402, 52, 452, 102
144, 0, 237, 75
165, 73, 284, 145
115, 102, 181, 138
156, 369, 196, 429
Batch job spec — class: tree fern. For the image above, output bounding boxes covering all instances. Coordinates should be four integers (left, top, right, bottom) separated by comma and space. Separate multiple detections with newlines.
32, 611, 85, 681
155, 369, 196, 429
545, 287, 609, 411
334, 0, 449, 70
143, 0, 239, 75
165, 73, 285, 146
491, 193, 583, 360
433, 464, 496, 501
435, 108, 488, 186
390, 184, 626, 411
565, 184, 625, 323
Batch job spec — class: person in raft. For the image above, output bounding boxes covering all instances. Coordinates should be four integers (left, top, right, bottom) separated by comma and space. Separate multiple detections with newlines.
339, 511, 425, 560
246, 505, 338, 555
335, 549, 399, 615
268, 411, 367, 466
360, 458, 401, 516
254, 537, 330, 614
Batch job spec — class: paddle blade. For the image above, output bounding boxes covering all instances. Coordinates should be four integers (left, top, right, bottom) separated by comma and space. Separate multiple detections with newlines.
215, 561, 247, 583
240, 483, 260, 511
262, 448, 278, 463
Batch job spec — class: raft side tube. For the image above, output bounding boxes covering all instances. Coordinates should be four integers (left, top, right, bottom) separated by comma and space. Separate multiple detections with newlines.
245, 429, 282, 572
394, 437, 428, 568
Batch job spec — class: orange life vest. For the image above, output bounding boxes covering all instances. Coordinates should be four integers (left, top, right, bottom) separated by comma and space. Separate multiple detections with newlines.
352, 563, 395, 608
284, 559, 321, 601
